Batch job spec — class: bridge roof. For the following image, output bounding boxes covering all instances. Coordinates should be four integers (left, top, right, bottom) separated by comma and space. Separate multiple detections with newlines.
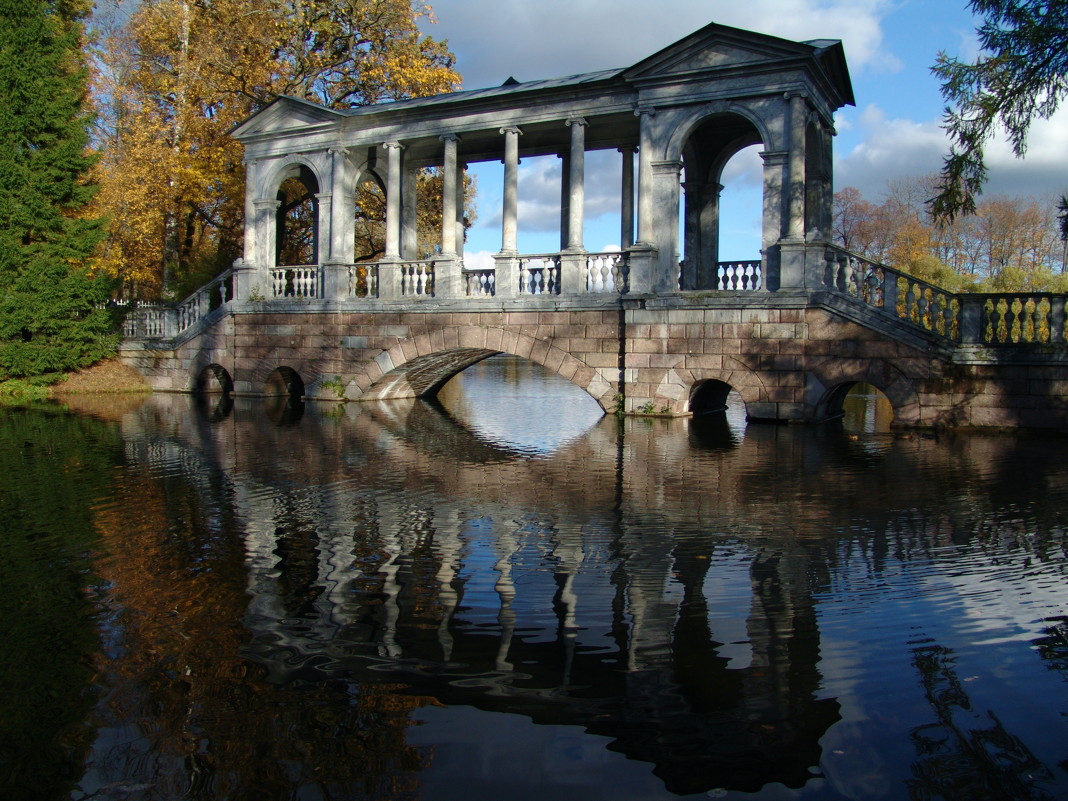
233, 20, 854, 145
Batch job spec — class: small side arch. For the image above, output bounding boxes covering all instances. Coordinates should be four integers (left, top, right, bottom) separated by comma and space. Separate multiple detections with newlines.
807, 358, 920, 426
195, 363, 234, 395
264, 366, 305, 398
689, 379, 735, 416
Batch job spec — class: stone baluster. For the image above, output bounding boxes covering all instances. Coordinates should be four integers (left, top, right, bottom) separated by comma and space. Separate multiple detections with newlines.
1052, 296, 1066, 343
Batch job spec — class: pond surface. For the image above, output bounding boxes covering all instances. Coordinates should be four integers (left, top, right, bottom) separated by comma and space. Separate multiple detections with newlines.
2, 356, 1068, 801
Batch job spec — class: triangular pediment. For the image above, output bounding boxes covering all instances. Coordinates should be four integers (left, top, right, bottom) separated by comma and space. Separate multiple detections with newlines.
232, 96, 344, 140
625, 22, 824, 79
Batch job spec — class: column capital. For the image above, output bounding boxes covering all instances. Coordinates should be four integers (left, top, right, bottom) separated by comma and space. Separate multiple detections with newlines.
499, 125, 523, 136
329, 146, 349, 156
382, 140, 403, 151
651, 159, 683, 176
618, 144, 638, 154
439, 132, 462, 144
566, 116, 587, 128
633, 105, 657, 117
760, 150, 789, 165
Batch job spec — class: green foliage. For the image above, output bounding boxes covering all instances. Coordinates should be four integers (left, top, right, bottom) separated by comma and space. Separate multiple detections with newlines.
0, 0, 116, 379
0, 405, 123, 799
0, 374, 64, 402
931, 0, 1068, 221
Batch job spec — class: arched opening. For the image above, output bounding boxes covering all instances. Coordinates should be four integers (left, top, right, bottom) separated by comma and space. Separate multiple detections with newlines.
435, 353, 602, 456
823, 382, 894, 434
689, 379, 733, 415
354, 171, 387, 264
264, 366, 304, 398
276, 166, 319, 268
679, 114, 763, 291
264, 366, 305, 425
195, 363, 233, 395
688, 380, 746, 446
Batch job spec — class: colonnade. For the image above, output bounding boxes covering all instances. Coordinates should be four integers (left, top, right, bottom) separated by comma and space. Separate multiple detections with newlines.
232, 24, 852, 300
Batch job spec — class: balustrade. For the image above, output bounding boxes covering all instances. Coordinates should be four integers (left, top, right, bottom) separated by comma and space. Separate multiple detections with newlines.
350, 263, 379, 298
824, 248, 960, 342
122, 269, 233, 340
717, 260, 762, 291
271, 266, 319, 298
518, 255, 561, 295
464, 268, 496, 297
586, 252, 629, 293
976, 294, 1067, 345
399, 260, 434, 297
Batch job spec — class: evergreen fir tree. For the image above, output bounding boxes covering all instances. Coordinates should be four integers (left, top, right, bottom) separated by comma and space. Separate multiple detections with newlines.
0, 0, 116, 379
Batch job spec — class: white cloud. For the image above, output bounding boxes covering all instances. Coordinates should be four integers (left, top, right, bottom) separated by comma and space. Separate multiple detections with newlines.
462, 250, 496, 270
424, 0, 899, 91
836, 103, 1068, 202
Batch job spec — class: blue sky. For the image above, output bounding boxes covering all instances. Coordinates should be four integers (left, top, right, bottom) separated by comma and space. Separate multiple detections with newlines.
418, 0, 1068, 264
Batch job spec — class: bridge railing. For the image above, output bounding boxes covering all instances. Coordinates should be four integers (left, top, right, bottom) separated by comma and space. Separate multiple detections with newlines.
460, 251, 629, 297
270, 265, 319, 298
822, 247, 1068, 346
122, 269, 234, 339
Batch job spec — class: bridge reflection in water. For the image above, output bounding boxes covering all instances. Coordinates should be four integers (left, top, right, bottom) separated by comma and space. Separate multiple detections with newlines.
73, 358, 1068, 800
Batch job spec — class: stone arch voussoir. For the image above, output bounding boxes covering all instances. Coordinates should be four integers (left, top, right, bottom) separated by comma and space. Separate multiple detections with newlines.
345, 325, 613, 408
675, 359, 769, 416
806, 358, 920, 422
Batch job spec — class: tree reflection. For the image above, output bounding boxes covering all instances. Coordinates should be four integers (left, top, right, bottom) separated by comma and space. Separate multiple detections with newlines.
907, 644, 1057, 800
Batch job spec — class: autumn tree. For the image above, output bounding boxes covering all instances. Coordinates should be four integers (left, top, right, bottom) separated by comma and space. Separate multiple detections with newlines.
930, 0, 1068, 222
835, 178, 1065, 291
0, 0, 117, 380
91, 0, 460, 299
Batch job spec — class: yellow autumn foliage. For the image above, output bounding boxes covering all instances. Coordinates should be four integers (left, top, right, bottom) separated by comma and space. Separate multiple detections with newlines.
91, 0, 459, 299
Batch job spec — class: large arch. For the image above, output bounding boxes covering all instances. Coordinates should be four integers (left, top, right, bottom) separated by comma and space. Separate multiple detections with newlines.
338, 326, 616, 412
679, 111, 766, 290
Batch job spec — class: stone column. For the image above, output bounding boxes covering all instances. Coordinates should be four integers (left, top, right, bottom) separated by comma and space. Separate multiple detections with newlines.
437, 133, 462, 298
499, 126, 521, 254
328, 147, 355, 265
381, 141, 403, 297
401, 160, 418, 260
650, 159, 683, 293
564, 117, 586, 251
559, 149, 570, 251
760, 150, 788, 290
636, 109, 655, 246
494, 126, 522, 297
252, 198, 281, 297
787, 94, 807, 241
383, 141, 403, 259
455, 163, 466, 257
314, 192, 331, 265
440, 133, 459, 255
699, 183, 723, 289
559, 118, 588, 293
620, 146, 636, 249
322, 147, 355, 302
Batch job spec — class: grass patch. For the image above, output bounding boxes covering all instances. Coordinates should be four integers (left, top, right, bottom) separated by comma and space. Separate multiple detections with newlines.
0, 375, 65, 403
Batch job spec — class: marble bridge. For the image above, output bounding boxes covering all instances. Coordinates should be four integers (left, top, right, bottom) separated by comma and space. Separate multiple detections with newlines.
120, 21, 1068, 429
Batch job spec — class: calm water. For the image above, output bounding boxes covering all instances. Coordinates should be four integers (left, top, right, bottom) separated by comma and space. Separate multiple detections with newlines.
2, 356, 1068, 801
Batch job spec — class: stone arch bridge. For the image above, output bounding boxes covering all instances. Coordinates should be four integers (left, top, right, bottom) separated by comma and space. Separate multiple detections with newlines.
120, 21, 1068, 429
